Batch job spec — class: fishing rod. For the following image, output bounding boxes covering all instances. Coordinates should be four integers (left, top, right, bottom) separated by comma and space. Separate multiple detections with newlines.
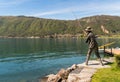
71, 11, 88, 36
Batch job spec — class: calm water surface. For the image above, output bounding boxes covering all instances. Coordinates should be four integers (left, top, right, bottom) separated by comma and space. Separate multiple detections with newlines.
0, 38, 119, 82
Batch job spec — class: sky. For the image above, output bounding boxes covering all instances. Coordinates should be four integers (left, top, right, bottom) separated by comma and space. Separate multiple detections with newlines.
0, 0, 120, 20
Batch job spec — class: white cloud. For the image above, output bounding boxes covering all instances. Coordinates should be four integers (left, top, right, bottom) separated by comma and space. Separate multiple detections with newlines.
31, 8, 72, 16
0, 0, 29, 7
3, 0, 119, 20
24, 0, 120, 20
34, 1, 120, 17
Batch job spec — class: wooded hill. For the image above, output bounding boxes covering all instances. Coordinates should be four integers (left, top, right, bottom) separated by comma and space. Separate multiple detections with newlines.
0, 15, 120, 38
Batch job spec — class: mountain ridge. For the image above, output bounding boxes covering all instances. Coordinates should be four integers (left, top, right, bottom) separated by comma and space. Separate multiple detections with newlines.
0, 15, 120, 38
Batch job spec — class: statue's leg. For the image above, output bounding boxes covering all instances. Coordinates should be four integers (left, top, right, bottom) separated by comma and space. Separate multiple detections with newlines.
85, 48, 93, 65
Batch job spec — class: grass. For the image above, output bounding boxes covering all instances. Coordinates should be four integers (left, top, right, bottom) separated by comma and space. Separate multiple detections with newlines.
92, 63, 120, 82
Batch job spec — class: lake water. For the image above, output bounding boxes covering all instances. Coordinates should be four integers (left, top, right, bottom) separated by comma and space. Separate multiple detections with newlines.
0, 37, 119, 82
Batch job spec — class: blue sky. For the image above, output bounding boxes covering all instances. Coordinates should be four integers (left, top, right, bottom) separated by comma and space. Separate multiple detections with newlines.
0, 0, 120, 20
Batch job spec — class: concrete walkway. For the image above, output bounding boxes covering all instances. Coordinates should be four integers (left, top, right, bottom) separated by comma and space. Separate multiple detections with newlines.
67, 57, 114, 82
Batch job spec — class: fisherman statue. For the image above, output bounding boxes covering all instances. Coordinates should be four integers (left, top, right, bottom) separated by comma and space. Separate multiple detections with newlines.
85, 26, 104, 66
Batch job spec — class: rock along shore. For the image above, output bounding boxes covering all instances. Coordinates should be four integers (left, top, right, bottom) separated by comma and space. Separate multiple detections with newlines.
40, 57, 114, 82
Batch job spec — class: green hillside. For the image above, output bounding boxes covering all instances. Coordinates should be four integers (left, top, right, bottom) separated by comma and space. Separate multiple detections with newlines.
0, 15, 120, 38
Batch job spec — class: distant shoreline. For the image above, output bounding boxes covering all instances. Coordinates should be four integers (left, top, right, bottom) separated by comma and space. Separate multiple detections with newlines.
0, 34, 120, 39
0, 34, 83, 39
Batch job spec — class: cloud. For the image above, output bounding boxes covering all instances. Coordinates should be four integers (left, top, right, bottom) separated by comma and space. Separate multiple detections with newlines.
31, 1, 120, 17
0, 0, 29, 7
31, 8, 72, 17
0, 0, 120, 18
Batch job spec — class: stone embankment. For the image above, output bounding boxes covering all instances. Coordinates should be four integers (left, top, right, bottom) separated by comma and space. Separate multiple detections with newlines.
40, 57, 114, 82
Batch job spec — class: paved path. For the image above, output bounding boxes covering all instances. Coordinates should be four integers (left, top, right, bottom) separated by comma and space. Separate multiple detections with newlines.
67, 58, 113, 82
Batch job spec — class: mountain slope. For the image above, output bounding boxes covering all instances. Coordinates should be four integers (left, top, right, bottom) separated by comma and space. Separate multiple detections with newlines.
0, 15, 120, 37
